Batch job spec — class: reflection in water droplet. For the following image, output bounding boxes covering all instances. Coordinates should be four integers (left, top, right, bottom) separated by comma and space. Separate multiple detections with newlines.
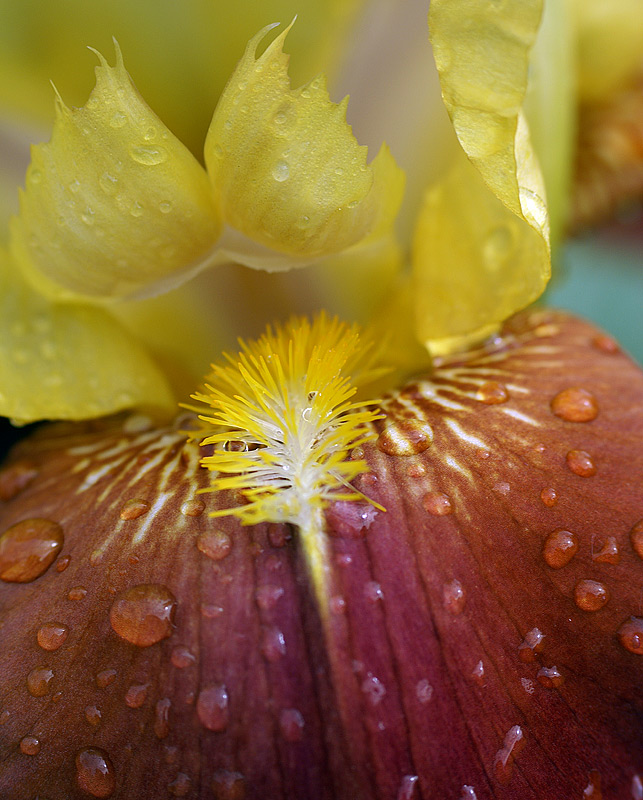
361, 673, 386, 706
536, 665, 564, 688
27, 666, 54, 697
75, 747, 116, 798
593, 536, 620, 564
630, 520, 643, 561
37, 622, 69, 651
326, 500, 378, 538
518, 628, 545, 662
197, 529, 232, 561
543, 529, 578, 569
154, 697, 171, 738
119, 499, 150, 520
397, 774, 419, 800
279, 708, 305, 742
272, 160, 290, 181
443, 579, 465, 614
377, 419, 433, 456
211, 770, 246, 800
125, 683, 149, 709
109, 584, 177, 647
20, 736, 41, 755
196, 684, 229, 731
617, 617, 643, 654
261, 626, 286, 662
130, 145, 167, 165
476, 381, 509, 404
574, 580, 610, 611
493, 725, 524, 784
566, 450, 596, 477
583, 769, 602, 799
423, 491, 453, 516
0, 518, 64, 582
551, 387, 599, 422
540, 487, 558, 507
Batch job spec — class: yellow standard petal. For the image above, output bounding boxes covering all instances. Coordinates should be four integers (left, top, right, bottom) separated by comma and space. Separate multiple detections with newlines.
205, 23, 403, 268
416, 0, 550, 350
0, 250, 173, 424
11, 44, 220, 302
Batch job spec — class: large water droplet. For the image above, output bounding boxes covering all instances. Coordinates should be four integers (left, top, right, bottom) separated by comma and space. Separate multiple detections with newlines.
543, 529, 578, 568
119, 499, 150, 520
197, 529, 232, 561
75, 747, 116, 797
37, 622, 69, 651
181, 498, 205, 517
130, 145, 168, 166
196, 684, 229, 731
377, 419, 433, 456
493, 725, 524, 784
109, 584, 177, 647
551, 388, 599, 422
211, 770, 246, 800
96, 668, 117, 688
0, 518, 64, 582
574, 580, 610, 611
422, 491, 453, 516
566, 449, 597, 477
27, 666, 54, 697
476, 381, 509, 404
272, 160, 290, 181
617, 617, 643, 654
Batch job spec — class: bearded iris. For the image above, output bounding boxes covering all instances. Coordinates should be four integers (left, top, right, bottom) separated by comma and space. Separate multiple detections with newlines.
0, 1, 642, 799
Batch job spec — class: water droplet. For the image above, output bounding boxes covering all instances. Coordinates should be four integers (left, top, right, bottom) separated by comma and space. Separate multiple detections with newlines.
81, 208, 95, 226
326, 500, 378, 537
75, 747, 116, 797
443, 579, 465, 614
255, 584, 284, 610
69, 179, 81, 194
125, 683, 149, 708
158, 200, 172, 214
540, 487, 558, 507
273, 110, 287, 125
143, 126, 157, 141
68, 585, 87, 601
632, 774, 643, 800
98, 172, 118, 194
476, 381, 509, 404
129, 201, 144, 218
543, 529, 578, 568
630, 520, 643, 560
272, 160, 290, 181
361, 673, 386, 706
364, 581, 384, 603
397, 775, 419, 800
196, 684, 229, 731
130, 145, 167, 165
566, 449, 596, 477
377, 419, 433, 456
27, 666, 54, 697
197, 529, 232, 561
574, 579, 610, 612
471, 660, 485, 685
551, 387, 599, 422
279, 708, 305, 742
154, 697, 171, 738
592, 335, 619, 354
460, 787, 478, 800
171, 646, 196, 668
330, 595, 346, 614
20, 735, 41, 755
0, 518, 64, 582
211, 770, 246, 800
28, 168, 42, 185
492, 481, 511, 496
110, 112, 127, 128
592, 536, 620, 564
583, 769, 602, 799
0, 461, 38, 501
518, 627, 545, 662
168, 773, 191, 796
617, 617, 643, 654
109, 584, 177, 647
422, 491, 453, 516
407, 462, 427, 478
96, 668, 117, 688
493, 725, 524, 784
268, 523, 291, 548
416, 678, 434, 703
181, 498, 205, 517
201, 603, 224, 619
536, 665, 564, 688
119, 499, 150, 520
37, 622, 69, 651
261, 626, 286, 661
85, 704, 102, 726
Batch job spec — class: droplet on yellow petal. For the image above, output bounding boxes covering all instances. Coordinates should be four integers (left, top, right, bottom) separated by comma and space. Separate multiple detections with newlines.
11, 43, 220, 302
205, 23, 403, 268
419, 0, 550, 347
0, 250, 173, 424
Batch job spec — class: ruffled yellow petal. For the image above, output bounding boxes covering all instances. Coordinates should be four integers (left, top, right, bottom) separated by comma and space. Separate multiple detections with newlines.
418, 0, 550, 348
11, 44, 220, 302
0, 250, 173, 424
205, 23, 403, 268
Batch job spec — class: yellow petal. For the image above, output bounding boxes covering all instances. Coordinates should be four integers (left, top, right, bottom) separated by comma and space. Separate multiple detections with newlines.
418, 0, 550, 348
0, 250, 173, 424
205, 23, 403, 267
11, 44, 220, 301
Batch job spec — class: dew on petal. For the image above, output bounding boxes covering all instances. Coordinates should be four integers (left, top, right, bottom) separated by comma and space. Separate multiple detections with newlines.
407, 462, 427, 478
377, 419, 433, 456
37, 622, 69, 651
460, 787, 478, 800
96, 669, 117, 688
443, 579, 465, 614
574, 580, 610, 611
27, 666, 54, 697
68, 585, 87, 601
181, 498, 205, 517
361, 673, 386, 706
536, 665, 564, 688
196, 684, 229, 731
85, 705, 102, 726
119, 499, 150, 520
168, 773, 191, 797
261, 626, 286, 662
518, 628, 545, 662
255, 584, 284, 610
592, 334, 619, 354
56, 554, 71, 572
109, 584, 177, 647
416, 678, 434, 704
364, 581, 384, 603
592, 536, 620, 564
632, 774, 643, 800
630, 520, 643, 560
566, 450, 597, 477
493, 725, 524, 784
617, 617, 643, 654
171, 646, 196, 669
212, 770, 246, 800
75, 747, 116, 798
197, 529, 232, 561
471, 660, 485, 685
154, 697, 172, 739
540, 487, 558, 507
326, 500, 378, 537
330, 595, 346, 615
543, 529, 578, 569
551, 388, 599, 422
0, 518, 64, 582
0, 461, 38, 501
476, 381, 509, 404
20, 736, 41, 755
267, 523, 292, 548
583, 768, 602, 799
279, 708, 305, 742
125, 683, 149, 709
397, 774, 419, 800
422, 491, 453, 516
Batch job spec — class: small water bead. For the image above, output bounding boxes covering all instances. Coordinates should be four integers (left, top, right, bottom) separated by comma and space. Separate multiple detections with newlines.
493, 725, 524, 784
492, 481, 511, 496
583, 769, 602, 799
37, 622, 69, 651
422, 491, 453, 516
272, 160, 290, 181
330, 595, 346, 615
75, 747, 116, 798
159, 201, 172, 214
574, 580, 610, 611
110, 111, 127, 128
261, 626, 286, 661
397, 775, 419, 800
415, 678, 434, 704
632, 774, 643, 800
168, 773, 191, 797
255, 584, 284, 610
540, 487, 558, 507
181, 498, 205, 517
154, 697, 172, 739
197, 529, 232, 561
630, 520, 643, 560
617, 617, 643, 654
85, 705, 102, 726
476, 381, 509, 404
68, 585, 87, 601
0, 461, 38, 501
279, 708, 305, 742
543, 529, 578, 569
443, 579, 466, 614
377, 419, 433, 456
201, 603, 224, 619
592, 334, 620, 354
518, 628, 545, 662
593, 536, 620, 564
267, 523, 291, 548
326, 500, 378, 537
361, 673, 386, 706
125, 683, 149, 708
471, 660, 485, 685
130, 145, 167, 165
109, 584, 177, 647
407, 462, 427, 478
551, 388, 599, 422
536, 665, 564, 688
19, 735, 41, 755
566, 449, 597, 477
196, 684, 229, 731
460, 787, 478, 800
27, 666, 54, 697
96, 669, 117, 688
119, 499, 150, 520
171, 646, 196, 669
211, 770, 246, 800
0, 518, 64, 582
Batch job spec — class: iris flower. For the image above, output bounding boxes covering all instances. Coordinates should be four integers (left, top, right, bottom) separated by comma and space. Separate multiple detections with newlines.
0, 1, 642, 798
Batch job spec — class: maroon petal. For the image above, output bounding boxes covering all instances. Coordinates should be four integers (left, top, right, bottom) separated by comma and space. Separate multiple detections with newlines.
0, 311, 642, 800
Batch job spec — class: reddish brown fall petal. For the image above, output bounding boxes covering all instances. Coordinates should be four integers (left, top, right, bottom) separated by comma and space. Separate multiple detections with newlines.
0, 312, 642, 799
